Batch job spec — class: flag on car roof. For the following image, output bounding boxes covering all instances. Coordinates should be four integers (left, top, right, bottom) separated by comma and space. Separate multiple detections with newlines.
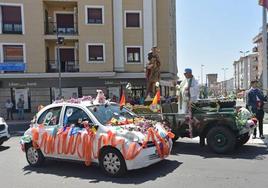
151, 90, 161, 105
259, 0, 268, 9
119, 90, 126, 107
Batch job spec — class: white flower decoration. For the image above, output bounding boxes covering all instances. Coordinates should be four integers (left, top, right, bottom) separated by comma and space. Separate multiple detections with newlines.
155, 82, 160, 88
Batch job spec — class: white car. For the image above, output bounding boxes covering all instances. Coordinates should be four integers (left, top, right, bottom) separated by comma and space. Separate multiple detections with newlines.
0, 117, 10, 145
20, 95, 173, 177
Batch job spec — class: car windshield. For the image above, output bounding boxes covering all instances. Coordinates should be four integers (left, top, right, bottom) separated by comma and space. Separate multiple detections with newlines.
87, 104, 137, 125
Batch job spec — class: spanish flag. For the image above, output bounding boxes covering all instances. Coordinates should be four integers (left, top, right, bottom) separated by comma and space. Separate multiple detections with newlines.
259, 0, 268, 9
151, 90, 161, 105
119, 91, 126, 107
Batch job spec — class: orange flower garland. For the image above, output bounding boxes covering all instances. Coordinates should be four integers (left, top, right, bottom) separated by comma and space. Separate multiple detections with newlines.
31, 125, 174, 166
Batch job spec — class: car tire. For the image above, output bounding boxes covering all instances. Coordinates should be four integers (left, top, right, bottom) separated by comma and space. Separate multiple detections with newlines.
99, 147, 127, 177
0, 141, 3, 146
206, 126, 236, 154
236, 134, 250, 148
25, 143, 45, 167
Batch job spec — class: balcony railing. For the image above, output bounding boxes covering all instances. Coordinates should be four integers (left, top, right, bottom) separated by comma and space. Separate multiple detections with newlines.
45, 22, 78, 35
2, 23, 23, 34
47, 60, 79, 73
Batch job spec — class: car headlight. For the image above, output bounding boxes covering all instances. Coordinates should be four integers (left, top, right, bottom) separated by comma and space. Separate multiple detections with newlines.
0, 117, 6, 124
120, 132, 140, 143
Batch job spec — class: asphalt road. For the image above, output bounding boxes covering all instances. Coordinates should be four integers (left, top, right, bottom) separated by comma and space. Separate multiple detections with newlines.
1, 136, 268, 188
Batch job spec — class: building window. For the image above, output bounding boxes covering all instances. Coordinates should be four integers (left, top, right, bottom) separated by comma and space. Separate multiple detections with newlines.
1, 5, 23, 34
86, 6, 104, 24
3, 45, 24, 62
126, 47, 141, 63
125, 11, 141, 28
87, 44, 104, 62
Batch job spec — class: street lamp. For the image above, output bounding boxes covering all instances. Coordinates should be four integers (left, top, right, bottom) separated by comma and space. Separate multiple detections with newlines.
201, 64, 204, 86
239, 50, 250, 57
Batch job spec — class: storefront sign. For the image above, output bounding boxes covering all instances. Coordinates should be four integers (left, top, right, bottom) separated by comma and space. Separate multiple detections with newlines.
0, 63, 26, 71
8, 82, 37, 87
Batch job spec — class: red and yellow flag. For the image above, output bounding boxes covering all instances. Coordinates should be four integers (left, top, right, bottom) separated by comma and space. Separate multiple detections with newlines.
119, 91, 126, 107
259, 0, 268, 9
151, 90, 161, 105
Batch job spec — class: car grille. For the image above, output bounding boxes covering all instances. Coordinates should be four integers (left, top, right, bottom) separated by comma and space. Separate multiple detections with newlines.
0, 124, 5, 132
148, 153, 160, 160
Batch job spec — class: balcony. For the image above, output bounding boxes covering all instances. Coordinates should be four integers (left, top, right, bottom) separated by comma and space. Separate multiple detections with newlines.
45, 21, 78, 35
2, 23, 22, 34
47, 60, 79, 73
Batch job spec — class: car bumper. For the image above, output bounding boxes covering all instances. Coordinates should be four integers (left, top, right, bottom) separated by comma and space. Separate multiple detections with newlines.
125, 142, 172, 170
239, 124, 257, 135
0, 130, 10, 143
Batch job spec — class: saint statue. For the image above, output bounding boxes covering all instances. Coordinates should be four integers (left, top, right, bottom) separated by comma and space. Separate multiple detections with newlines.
145, 46, 161, 99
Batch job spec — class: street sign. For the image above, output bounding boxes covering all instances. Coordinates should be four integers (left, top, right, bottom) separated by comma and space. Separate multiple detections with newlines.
0, 62, 26, 71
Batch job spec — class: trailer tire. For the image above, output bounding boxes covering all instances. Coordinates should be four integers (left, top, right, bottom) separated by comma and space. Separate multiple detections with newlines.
207, 126, 236, 154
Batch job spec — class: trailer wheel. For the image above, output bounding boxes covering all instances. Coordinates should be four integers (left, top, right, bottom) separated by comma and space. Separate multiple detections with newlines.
206, 126, 235, 154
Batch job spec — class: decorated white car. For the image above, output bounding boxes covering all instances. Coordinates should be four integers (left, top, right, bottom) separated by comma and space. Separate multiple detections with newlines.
20, 91, 174, 177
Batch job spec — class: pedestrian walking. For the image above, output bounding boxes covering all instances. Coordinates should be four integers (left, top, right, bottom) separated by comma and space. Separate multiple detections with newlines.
5, 99, 13, 120
246, 80, 266, 139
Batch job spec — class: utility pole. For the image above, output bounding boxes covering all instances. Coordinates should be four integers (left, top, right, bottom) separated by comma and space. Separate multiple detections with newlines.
262, 7, 268, 92
56, 28, 64, 98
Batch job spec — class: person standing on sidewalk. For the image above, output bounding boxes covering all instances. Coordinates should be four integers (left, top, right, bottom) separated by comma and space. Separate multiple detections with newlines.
246, 80, 266, 139
17, 98, 24, 120
5, 99, 13, 120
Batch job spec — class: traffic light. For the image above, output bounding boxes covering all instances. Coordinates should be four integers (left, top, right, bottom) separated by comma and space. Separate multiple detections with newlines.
57, 37, 64, 45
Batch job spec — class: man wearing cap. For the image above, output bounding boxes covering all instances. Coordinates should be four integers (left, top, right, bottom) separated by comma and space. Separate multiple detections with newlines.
246, 80, 266, 139
176, 68, 199, 114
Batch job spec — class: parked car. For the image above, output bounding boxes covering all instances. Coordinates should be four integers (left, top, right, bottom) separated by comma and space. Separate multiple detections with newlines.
20, 96, 173, 177
0, 117, 10, 145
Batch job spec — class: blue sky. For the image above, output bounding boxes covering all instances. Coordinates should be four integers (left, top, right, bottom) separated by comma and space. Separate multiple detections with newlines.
176, 0, 262, 82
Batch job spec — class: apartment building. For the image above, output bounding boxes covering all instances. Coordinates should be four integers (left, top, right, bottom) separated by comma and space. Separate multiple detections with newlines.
233, 54, 258, 91
0, 0, 177, 116
253, 31, 265, 82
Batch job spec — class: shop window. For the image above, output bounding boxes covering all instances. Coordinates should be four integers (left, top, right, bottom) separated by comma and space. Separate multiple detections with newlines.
126, 47, 141, 63
1, 5, 23, 34
86, 7, 103, 24
125, 12, 141, 28
3, 45, 24, 62
87, 44, 104, 62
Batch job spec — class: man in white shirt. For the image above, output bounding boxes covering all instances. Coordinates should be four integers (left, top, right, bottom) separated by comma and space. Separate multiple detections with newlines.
177, 68, 199, 114
5, 99, 14, 120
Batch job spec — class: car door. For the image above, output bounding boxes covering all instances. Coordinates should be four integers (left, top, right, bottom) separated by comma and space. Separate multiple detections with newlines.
62, 106, 95, 161
36, 106, 63, 156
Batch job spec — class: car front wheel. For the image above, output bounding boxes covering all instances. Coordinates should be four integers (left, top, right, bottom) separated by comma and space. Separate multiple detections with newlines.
99, 147, 126, 177
25, 143, 45, 167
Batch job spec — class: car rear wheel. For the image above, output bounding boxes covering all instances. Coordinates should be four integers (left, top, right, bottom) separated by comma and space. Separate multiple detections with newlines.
206, 126, 236, 154
25, 143, 45, 167
0, 141, 3, 146
99, 147, 126, 177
